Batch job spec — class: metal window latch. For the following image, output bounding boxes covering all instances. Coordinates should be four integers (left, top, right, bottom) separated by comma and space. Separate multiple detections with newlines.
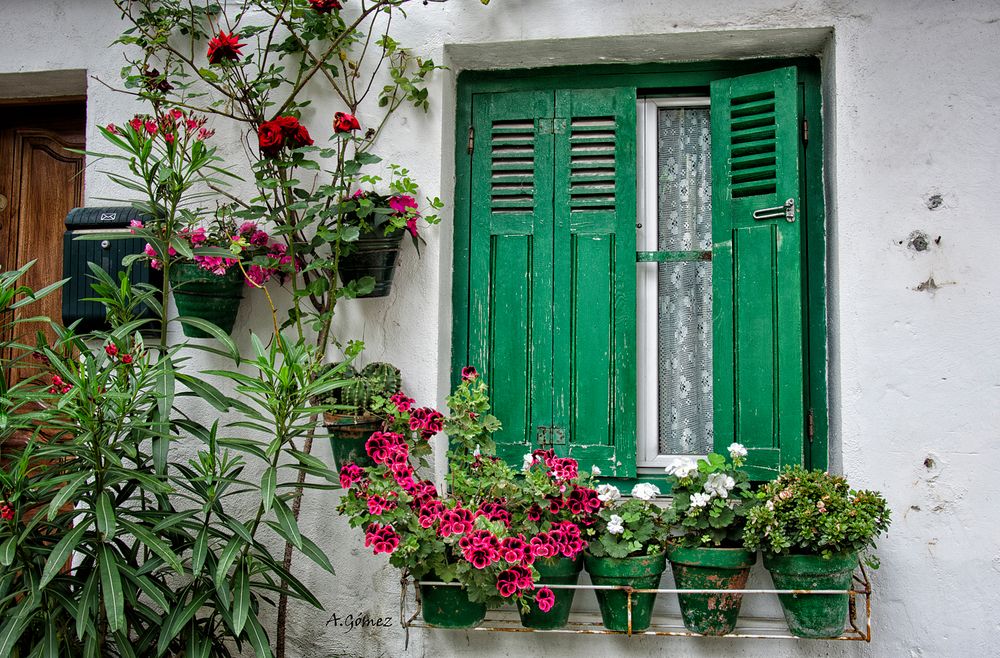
536, 426, 566, 449
752, 198, 796, 223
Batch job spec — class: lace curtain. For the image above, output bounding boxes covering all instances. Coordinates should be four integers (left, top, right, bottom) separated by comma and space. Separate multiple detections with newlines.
656, 107, 713, 455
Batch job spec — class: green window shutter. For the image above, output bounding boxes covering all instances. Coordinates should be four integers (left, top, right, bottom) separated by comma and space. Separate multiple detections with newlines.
468, 90, 555, 466
710, 66, 807, 480
551, 88, 637, 478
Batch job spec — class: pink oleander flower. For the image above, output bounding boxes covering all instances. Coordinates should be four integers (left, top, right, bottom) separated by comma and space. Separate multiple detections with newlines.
389, 391, 414, 413
499, 535, 531, 564
567, 486, 602, 516
438, 506, 475, 538
364, 523, 400, 555
0, 504, 14, 521
170, 108, 183, 120
129, 219, 143, 234
366, 495, 397, 516
535, 587, 556, 612
548, 457, 579, 482
339, 462, 365, 488
144, 120, 158, 135
105, 123, 118, 134
459, 530, 500, 569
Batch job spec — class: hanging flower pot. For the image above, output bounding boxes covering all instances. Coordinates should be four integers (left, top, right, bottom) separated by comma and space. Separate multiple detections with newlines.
584, 551, 666, 633
323, 413, 381, 470
419, 570, 487, 629
169, 263, 243, 337
763, 551, 857, 638
518, 556, 582, 630
667, 545, 755, 636
337, 228, 404, 298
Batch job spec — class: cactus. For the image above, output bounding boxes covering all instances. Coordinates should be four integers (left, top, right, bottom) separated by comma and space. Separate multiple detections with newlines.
361, 362, 402, 397
339, 378, 371, 413
313, 362, 358, 405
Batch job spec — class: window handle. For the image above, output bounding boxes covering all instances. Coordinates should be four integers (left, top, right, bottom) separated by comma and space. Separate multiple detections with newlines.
752, 198, 795, 222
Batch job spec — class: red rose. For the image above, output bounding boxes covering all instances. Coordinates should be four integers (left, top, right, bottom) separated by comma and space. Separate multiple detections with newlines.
289, 123, 313, 148
207, 31, 245, 65
308, 0, 343, 13
333, 111, 360, 133
258, 120, 284, 157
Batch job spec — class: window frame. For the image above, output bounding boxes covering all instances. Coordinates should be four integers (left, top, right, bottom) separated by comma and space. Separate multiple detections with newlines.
452, 59, 828, 485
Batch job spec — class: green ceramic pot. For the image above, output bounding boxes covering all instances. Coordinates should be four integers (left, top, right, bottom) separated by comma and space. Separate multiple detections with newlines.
337, 229, 404, 298
667, 545, 755, 636
419, 574, 487, 629
518, 556, 582, 630
323, 413, 381, 470
763, 551, 857, 638
169, 263, 243, 337
584, 551, 666, 633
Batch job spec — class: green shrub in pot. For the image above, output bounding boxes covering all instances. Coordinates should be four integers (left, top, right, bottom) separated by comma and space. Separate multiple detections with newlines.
743, 467, 891, 638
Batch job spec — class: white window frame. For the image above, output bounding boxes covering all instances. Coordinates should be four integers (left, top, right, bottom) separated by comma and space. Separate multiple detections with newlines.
636, 95, 711, 471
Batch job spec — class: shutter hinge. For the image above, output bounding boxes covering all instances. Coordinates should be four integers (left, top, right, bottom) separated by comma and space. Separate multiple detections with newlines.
802, 119, 809, 145
467, 126, 474, 155
807, 408, 815, 443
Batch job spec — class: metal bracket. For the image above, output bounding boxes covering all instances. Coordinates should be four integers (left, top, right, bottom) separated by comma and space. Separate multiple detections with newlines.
752, 198, 796, 223
536, 426, 566, 448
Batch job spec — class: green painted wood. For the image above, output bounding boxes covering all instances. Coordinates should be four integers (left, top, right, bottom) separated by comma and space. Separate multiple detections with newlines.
469, 90, 555, 460
801, 67, 829, 472
711, 66, 806, 480
552, 87, 636, 478
635, 250, 711, 263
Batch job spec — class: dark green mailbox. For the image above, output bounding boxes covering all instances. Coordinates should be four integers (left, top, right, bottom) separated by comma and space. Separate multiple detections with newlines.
62, 207, 161, 331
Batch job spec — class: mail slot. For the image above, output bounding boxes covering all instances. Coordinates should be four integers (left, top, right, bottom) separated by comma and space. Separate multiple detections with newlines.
61, 207, 161, 331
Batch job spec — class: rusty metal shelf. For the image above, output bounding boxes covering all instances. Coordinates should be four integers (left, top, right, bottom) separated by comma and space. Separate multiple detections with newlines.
402, 562, 871, 641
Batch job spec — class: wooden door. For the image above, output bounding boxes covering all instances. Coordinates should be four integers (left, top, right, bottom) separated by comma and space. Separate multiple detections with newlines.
0, 102, 85, 384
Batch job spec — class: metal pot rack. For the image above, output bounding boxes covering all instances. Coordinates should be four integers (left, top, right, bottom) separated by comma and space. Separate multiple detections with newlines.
402, 562, 871, 642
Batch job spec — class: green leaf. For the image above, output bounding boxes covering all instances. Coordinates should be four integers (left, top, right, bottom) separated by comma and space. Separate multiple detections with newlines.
272, 497, 302, 549
298, 533, 335, 575
192, 526, 208, 577
47, 472, 90, 520
0, 598, 37, 657
95, 492, 117, 539
171, 316, 240, 360
118, 519, 184, 574
157, 590, 210, 657
76, 568, 98, 640
0, 537, 15, 567
243, 612, 273, 658
42, 616, 60, 658
40, 519, 92, 588
176, 373, 235, 412
215, 536, 244, 597
261, 466, 276, 514
98, 544, 125, 633
232, 562, 250, 635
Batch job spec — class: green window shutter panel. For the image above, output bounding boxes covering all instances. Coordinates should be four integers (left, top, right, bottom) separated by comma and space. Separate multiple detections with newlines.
552, 88, 637, 478
710, 66, 807, 480
469, 90, 555, 466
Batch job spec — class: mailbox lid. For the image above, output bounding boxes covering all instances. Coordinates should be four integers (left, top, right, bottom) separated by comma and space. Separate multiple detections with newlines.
64, 206, 149, 229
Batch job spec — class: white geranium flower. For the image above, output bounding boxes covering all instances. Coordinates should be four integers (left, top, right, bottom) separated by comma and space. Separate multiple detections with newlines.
704, 473, 736, 498
728, 442, 748, 459
473, 444, 481, 457
664, 457, 699, 479
591, 465, 602, 476
596, 484, 621, 503
630, 482, 661, 501
521, 453, 535, 472
607, 514, 625, 535
690, 492, 711, 508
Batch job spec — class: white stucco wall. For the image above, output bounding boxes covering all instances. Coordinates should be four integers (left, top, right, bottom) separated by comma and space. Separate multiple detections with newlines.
2, 1, 999, 656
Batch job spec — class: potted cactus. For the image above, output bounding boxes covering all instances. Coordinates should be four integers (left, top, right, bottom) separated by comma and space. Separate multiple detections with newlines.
321, 361, 402, 469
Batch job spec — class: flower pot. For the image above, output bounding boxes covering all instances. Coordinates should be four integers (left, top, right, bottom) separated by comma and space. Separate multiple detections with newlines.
518, 556, 582, 630
584, 551, 666, 633
763, 551, 857, 638
667, 545, 755, 636
419, 574, 487, 629
337, 229, 404, 298
323, 413, 381, 470
169, 263, 244, 337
